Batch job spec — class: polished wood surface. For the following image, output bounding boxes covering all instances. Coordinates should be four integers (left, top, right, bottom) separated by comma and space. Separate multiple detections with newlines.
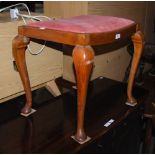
0, 77, 148, 153
127, 31, 144, 105
18, 24, 136, 46
73, 45, 94, 142
13, 16, 142, 143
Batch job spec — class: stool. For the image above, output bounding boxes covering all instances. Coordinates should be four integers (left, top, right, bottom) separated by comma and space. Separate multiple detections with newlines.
12, 15, 144, 144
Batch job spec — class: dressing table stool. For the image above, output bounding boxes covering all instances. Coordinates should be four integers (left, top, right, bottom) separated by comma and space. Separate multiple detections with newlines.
12, 15, 144, 144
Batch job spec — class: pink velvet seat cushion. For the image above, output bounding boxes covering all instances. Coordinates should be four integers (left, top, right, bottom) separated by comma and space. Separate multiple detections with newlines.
28, 15, 135, 34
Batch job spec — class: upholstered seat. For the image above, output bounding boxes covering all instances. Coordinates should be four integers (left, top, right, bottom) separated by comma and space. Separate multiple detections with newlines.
28, 15, 135, 34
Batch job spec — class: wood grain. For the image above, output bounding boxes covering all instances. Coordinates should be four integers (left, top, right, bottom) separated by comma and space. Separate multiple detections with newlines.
0, 14, 62, 102
44, 1, 88, 18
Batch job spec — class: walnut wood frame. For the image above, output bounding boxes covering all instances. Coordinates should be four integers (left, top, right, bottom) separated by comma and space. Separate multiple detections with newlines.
12, 22, 143, 144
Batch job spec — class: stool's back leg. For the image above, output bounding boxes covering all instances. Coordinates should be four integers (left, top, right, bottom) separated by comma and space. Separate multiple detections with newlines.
72, 45, 94, 143
126, 31, 144, 106
12, 35, 32, 114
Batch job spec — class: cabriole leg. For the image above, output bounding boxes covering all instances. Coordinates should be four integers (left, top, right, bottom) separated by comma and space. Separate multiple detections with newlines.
72, 45, 94, 144
12, 35, 35, 116
126, 31, 144, 106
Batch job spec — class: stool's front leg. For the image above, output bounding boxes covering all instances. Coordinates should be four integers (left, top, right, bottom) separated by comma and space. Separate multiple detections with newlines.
12, 35, 32, 114
72, 45, 94, 144
126, 31, 144, 106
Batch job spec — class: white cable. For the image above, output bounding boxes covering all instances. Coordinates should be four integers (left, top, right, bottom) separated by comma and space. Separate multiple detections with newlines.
0, 3, 31, 16
17, 12, 53, 20
28, 42, 47, 55
33, 16, 52, 20
16, 12, 52, 55
0, 3, 53, 55
17, 13, 43, 22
